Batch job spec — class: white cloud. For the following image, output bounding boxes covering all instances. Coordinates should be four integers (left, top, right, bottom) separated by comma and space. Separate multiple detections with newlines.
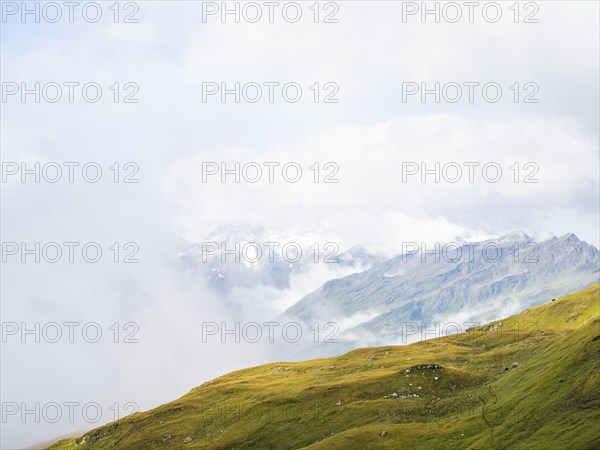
1, 1, 598, 448
167, 113, 599, 250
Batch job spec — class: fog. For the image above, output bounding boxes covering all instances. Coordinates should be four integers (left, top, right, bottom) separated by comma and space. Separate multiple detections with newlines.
1, 1, 599, 448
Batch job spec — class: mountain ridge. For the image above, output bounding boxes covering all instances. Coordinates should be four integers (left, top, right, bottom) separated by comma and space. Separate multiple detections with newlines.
48, 283, 600, 449
277, 233, 599, 357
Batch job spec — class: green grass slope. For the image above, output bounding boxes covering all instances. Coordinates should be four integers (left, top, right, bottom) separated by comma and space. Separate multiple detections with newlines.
49, 283, 600, 450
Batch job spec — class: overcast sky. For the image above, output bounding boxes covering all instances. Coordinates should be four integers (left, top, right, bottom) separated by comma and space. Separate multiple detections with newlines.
1, 1, 599, 448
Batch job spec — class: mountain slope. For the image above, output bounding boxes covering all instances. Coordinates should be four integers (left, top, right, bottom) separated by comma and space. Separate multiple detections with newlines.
278, 233, 599, 357
49, 283, 600, 449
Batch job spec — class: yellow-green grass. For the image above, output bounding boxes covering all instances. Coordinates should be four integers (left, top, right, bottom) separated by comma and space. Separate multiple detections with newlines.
49, 283, 600, 449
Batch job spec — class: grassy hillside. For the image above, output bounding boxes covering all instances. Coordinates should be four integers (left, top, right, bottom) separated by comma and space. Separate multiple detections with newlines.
49, 283, 600, 449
